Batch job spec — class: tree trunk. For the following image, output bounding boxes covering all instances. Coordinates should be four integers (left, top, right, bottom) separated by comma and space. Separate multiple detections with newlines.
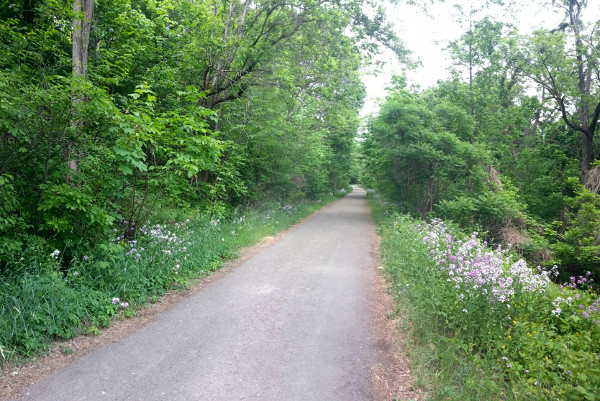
68, 0, 94, 183
567, 0, 595, 178
72, 0, 93, 77
581, 131, 593, 176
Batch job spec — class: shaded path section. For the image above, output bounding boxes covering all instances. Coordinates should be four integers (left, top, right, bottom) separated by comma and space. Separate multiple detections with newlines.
16, 187, 377, 401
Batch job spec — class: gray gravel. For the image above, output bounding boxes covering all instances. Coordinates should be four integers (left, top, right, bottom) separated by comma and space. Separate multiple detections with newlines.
17, 186, 377, 401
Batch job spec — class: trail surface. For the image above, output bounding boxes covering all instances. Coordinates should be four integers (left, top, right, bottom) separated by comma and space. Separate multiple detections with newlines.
16, 187, 381, 401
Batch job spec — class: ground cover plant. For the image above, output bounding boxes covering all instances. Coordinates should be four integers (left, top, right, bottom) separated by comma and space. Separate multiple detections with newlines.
0, 190, 348, 365
369, 192, 600, 401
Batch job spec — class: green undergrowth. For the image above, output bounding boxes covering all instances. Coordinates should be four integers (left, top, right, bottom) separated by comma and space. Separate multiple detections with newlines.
370, 197, 508, 400
0, 190, 348, 366
369, 193, 600, 401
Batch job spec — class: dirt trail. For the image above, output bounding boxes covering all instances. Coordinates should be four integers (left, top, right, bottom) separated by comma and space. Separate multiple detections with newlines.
5, 187, 421, 401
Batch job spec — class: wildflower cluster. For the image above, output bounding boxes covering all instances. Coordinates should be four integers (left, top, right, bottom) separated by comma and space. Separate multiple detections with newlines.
551, 272, 599, 323
551, 296, 572, 317
111, 297, 129, 309
553, 294, 600, 323
376, 201, 600, 399
127, 223, 191, 261
588, 299, 600, 319
419, 219, 554, 305
368, 190, 397, 215
125, 239, 142, 259
559, 272, 593, 290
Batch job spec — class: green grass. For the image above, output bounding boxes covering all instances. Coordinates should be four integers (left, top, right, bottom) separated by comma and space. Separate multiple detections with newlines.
377, 214, 508, 399
368, 191, 600, 401
0, 191, 346, 366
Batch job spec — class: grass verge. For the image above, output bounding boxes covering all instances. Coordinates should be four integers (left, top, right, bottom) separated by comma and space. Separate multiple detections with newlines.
0, 190, 348, 366
369, 191, 600, 401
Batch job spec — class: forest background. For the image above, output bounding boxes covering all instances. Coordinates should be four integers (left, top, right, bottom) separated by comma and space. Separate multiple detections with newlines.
0, 0, 399, 265
0, 0, 405, 360
0, 0, 599, 394
362, 0, 600, 284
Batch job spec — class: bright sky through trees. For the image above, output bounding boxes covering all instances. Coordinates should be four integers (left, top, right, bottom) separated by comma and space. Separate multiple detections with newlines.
361, 0, 600, 116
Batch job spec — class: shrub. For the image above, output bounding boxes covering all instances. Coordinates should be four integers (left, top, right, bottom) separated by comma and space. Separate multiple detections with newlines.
375, 201, 600, 400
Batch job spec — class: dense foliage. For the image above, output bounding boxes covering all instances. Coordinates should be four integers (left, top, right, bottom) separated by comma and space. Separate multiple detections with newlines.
370, 194, 600, 400
0, 0, 398, 269
0, 0, 398, 361
361, 1, 600, 282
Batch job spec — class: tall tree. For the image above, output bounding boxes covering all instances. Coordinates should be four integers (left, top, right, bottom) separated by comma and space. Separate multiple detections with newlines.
522, 0, 599, 178
174, 0, 401, 110
68, 0, 94, 182
72, 0, 93, 77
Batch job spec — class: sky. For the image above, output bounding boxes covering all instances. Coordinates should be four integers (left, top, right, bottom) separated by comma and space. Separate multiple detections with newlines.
360, 0, 600, 117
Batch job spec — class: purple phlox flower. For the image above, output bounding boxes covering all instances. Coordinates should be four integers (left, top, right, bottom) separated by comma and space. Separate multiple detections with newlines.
420, 219, 554, 305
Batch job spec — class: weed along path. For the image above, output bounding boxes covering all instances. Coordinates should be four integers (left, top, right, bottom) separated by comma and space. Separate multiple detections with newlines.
10, 187, 414, 401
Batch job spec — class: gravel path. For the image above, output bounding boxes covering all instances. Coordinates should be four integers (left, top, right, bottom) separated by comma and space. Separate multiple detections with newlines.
14, 187, 383, 401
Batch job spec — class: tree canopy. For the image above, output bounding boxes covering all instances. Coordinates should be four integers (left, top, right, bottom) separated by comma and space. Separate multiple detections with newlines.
361, 0, 600, 281
0, 0, 401, 267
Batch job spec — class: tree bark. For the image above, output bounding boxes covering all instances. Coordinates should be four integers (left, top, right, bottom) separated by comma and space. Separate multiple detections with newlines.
567, 0, 594, 177
72, 0, 94, 77
68, 0, 94, 183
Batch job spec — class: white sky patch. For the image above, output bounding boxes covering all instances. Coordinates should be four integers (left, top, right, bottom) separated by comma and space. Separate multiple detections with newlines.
360, 0, 600, 117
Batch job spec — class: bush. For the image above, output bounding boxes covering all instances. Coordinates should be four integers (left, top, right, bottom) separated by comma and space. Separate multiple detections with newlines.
0, 174, 28, 265
372, 192, 600, 400
438, 175, 527, 244
547, 180, 600, 282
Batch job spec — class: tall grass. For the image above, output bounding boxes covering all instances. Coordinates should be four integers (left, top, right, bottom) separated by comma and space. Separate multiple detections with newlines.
369, 191, 600, 401
0, 191, 347, 365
